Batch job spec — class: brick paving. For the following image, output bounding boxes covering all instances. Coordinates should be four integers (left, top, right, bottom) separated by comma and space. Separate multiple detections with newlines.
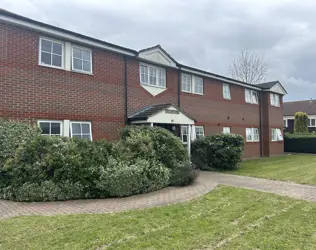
1, 172, 316, 219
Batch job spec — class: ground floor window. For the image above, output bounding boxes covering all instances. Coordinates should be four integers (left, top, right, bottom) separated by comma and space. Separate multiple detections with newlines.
271, 128, 283, 141
223, 127, 231, 134
37, 119, 92, 140
246, 128, 259, 142
195, 126, 204, 139
181, 126, 188, 143
38, 121, 62, 136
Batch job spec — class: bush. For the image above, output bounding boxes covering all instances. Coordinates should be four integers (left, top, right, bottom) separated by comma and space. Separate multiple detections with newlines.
294, 112, 308, 133
119, 125, 194, 186
0, 119, 40, 188
169, 161, 198, 186
191, 133, 244, 170
284, 133, 316, 154
96, 157, 170, 197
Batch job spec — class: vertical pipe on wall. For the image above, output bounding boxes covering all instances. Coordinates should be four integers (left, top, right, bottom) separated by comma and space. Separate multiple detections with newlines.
124, 56, 128, 125
259, 91, 263, 157
178, 66, 181, 107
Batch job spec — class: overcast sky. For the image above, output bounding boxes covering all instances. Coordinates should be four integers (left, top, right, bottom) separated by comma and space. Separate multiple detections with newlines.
3, 0, 316, 101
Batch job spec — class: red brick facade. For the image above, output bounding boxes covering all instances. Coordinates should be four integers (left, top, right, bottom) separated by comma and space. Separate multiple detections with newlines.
0, 11, 286, 158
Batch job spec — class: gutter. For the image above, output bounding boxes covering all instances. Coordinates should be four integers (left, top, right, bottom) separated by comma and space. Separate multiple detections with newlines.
124, 56, 128, 125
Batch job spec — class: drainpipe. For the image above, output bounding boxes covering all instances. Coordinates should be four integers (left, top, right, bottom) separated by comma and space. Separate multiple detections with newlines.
259, 91, 263, 157
124, 56, 128, 125
178, 66, 181, 107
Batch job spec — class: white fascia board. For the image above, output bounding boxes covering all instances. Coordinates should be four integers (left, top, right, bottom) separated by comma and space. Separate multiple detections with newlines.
181, 67, 262, 91
0, 14, 136, 56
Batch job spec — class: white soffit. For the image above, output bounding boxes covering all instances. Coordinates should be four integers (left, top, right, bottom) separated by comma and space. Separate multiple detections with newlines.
141, 85, 167, 96
138, 48, 177, 68
148, 105, 195, 125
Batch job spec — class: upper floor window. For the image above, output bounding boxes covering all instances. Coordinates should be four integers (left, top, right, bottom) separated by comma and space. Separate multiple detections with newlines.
181, 74, 203, 95
270, 93, 280, 107
245, 89, 259, 104
140, 64, 166, 88
72, 46, 92, 74
308, 118, 316, 127
39, 38, 63, 68
195, 126, 205, 139
38, 120, 62, 136
246, 128, 259, 142
223, 84, 231, 100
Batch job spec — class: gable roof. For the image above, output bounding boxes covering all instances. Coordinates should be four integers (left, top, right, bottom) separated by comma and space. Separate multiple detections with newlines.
128, 103, 196, 122
256, 81, 279, 89
284, 100, 316, 116
138, 45, 178, 65
256, 81, 287, 95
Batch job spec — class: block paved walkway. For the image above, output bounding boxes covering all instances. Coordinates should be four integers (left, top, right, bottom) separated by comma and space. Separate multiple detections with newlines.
1, 172, 316, 219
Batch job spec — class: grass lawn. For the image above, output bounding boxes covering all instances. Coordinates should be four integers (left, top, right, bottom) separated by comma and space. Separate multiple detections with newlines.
225, 154, 316, 185
1, 186, 316, 249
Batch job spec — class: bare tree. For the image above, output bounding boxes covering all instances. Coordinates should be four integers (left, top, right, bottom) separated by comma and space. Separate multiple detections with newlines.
228, 49, 268, 84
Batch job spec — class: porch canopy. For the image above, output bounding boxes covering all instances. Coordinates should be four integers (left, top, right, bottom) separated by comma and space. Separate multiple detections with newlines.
128, 103, 196, 154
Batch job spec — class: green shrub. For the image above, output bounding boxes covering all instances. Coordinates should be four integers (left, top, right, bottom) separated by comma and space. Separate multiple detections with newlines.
96, 157, 170, 197
191, 133, 244, 170
0, 119, 40, 188
119, 125, 193, 185
284, 133, 316, 154
294, 112, 308, 133
169, 161, 198, 186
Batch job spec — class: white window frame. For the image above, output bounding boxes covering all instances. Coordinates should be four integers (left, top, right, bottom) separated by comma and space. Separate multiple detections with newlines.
181, 73, 204, 95
308, 118, 316, 127
246, 128, 260, 142
39, 37, 64, 69
71, 45, 93, 74
223, 84, 231, 100
70, 121, 93, 141
37, 120, 63, 136
245, 89, 259, 104
283, 119, 288, 127
181, 125, 189, 144
195, 126, 205, 139
223, 127, 231, 134
272, 128, 283, 141
139, 63, 166, 88
270, 93, 280, 107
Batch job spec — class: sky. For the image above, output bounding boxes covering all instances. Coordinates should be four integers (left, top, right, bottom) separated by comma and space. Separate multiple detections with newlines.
2, 0, 316, 101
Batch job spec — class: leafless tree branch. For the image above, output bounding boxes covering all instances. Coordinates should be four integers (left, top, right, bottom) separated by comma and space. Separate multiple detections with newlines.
228, 49, 268, 84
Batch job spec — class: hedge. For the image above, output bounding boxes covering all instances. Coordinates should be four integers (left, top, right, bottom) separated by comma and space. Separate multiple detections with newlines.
284, 133, 316, 154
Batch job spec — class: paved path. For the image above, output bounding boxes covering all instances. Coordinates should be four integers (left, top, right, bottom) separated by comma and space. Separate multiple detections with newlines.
1, 172, 316, 219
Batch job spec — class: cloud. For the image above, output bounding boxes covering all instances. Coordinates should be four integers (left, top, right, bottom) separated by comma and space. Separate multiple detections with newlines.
2, 0, 316, 101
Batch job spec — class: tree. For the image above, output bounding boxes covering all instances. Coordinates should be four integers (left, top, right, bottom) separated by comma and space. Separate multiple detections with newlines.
294, 112, 308, 134
228, 49, 268, 84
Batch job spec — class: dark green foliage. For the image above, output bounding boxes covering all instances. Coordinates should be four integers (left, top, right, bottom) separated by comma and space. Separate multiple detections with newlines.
169, 161, 198, 186
191, 133, 244, 170
284, 133, 316, 154
294, 112, 308, 134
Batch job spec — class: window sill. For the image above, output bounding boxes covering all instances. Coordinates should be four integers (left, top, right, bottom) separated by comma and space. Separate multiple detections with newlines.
71, 69, 94, 76
246, 141, 260, 143
140, 83, 166, 89
181, 90, 204, 96
223, 97, 231, 100
39, 63, 65, 71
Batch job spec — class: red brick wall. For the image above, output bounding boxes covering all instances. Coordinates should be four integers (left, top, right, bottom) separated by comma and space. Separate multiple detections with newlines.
1, 23, 125, 140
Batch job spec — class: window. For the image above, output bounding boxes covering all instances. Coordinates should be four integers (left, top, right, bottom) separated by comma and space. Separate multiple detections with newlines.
70, 122, 92, 140
38, 121, 62, 136
181, 74, 203, 94
39, 38, 63, 68
246, 128, 259, 142
223, 84, 231, 100
140, 64, 166, 87
195, 126, 204, 139
308, 118, 316, 127
245, 89, 258, 104
272, 128, 283, 141
283, 119, 288, 127
270, 93, 280, 107
181, 126, 188, 143
223, 127, 231, 134
72, 46, 92, 73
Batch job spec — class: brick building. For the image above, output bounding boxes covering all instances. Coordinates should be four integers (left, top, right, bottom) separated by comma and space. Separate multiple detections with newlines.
0, 9, 287, 158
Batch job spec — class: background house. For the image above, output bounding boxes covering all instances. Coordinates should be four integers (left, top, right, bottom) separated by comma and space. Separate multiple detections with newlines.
283, 99, 316, 133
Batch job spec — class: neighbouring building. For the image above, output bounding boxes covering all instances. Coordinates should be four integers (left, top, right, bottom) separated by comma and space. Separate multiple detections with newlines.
0, 9, 287, 158
283, 99, 316, 133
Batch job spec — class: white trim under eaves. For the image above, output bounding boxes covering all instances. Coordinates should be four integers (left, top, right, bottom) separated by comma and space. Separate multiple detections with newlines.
0, 14, 136, 57
181, 67, 262, 91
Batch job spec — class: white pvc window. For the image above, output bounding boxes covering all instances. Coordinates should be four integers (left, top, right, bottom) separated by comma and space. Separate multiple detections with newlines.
181, 126, 188, 144
223, 127, 231, 134
245, 89, 258, 104
195, 126, 204, 139
223, 84, 231, 100
140, 64, 166, 88
270, 93, 280, 107
39, 37, 64, 68
308, 118, 316, 127
38, 121, 62, 136
246, 128, 259, 142
272, 128, 283, 141
181, 74, 203, 94
283, 119, 288, 127
70, 122, 92, 141
72, 46, 92, 73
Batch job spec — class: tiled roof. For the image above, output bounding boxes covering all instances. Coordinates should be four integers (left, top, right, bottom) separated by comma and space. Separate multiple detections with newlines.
284, 100, 316, 116
256, 81, 279, 89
